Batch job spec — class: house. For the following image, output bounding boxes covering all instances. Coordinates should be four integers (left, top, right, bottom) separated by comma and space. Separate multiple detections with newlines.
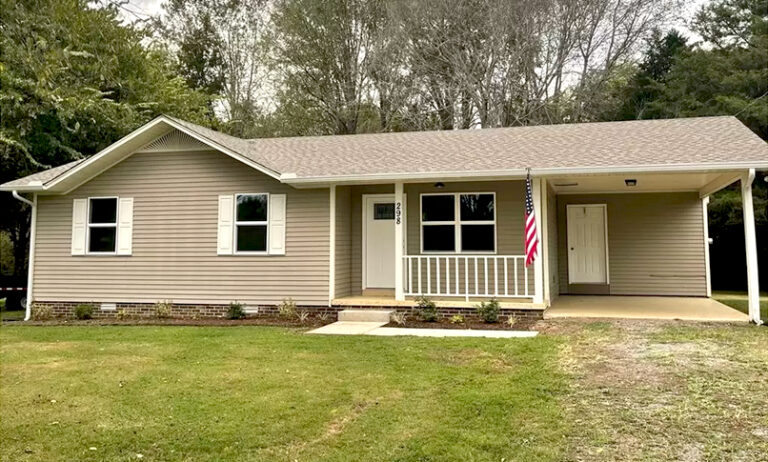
3, 115, 767, 323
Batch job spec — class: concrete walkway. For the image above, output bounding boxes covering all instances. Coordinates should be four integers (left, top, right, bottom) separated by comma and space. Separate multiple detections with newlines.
546, 296, 748, 322
307, 322, 538, 338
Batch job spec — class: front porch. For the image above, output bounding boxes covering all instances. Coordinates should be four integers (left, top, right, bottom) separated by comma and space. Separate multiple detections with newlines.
327, 170, 762, 323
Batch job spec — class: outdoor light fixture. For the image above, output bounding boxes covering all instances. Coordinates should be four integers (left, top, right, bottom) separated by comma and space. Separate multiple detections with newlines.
434, 182, 445, 188
625, 179, 637, 186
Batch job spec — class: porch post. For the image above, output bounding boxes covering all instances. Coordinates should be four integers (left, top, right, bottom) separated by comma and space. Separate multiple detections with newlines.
394, 182, 405, 301
328, 185, 336, 306
741, 169, 761, 324
532, 178, 544, 305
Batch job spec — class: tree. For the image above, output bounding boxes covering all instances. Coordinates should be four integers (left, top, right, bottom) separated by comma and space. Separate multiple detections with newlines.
160, 0, 270, 137
0, 0, 213, 277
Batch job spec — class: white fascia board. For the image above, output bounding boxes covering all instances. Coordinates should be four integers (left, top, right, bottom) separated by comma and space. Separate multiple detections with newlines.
282, 162, 768, 188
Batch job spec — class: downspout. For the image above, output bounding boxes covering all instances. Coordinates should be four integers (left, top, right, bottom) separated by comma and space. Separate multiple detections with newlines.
12, 191, 36, 321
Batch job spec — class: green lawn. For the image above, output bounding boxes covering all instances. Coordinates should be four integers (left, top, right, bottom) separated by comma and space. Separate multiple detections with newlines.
713, 290, 768, 321
0, 326, 567, 461
1, 321, 767, 461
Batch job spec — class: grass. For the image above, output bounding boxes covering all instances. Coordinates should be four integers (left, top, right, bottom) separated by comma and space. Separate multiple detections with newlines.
713, 290, 768, 321
0, 326, 567, 462
2, 320, 766, 461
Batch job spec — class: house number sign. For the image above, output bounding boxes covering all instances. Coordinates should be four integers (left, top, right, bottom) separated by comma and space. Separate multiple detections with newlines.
395, 202, 402, 225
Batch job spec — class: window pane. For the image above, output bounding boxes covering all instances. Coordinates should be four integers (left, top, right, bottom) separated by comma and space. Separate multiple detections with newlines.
461, 225, 495, 252
237, 225, 267, 251
460, 194, 494, 221
237, 194, 268, 222
89, 198, 117, 224
89, 227, 116, 252
423, 225, 455, 252
374, 203, 395, 220
422, 195, 454, 222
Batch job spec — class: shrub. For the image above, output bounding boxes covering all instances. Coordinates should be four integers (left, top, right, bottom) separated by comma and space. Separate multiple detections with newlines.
227, 302, 246, 320
116, 308, 127, 320
450, 314, 465, 324
505, 315, 517, 328
154, 300, 173, 319
278, 298, 297, 318
297, 310, 310, 323
417, 296, 437, 322
391, 311, 407, 326
73, 303, 95, 320
317, 311, 332, 323
31, 304, 52, 321
477, 298, 500, 323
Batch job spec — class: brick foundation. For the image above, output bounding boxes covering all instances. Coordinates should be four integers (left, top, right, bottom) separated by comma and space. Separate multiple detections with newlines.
33, 301, 543, 320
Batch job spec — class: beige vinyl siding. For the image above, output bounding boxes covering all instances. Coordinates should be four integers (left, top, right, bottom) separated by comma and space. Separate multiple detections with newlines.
33, 148, 330, 306
557, 192, 707, 296
334, 186, 352, 298
546, 183, 559, 301
346, 181, 531, 297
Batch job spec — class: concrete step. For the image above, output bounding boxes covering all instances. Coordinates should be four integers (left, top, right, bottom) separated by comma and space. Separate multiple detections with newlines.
337, 309, 394, 323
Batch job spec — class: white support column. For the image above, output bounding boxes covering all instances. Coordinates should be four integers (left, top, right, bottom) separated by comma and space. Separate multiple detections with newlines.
540, 179, 551, 306
532, 178, 544, 305
741, 169, 761, 324
394, 182, 405, 301
328, 185, 336, 306
702, 196, 712, 298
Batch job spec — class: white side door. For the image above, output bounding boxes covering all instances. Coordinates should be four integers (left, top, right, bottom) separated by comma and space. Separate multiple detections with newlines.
364, 196, 396, 289
567, 204, 608, 284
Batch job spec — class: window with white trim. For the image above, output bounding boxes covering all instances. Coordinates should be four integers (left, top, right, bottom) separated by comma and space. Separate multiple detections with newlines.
88, 197, 118, 253
235, 193, 268, 252
421, 193, 496, 253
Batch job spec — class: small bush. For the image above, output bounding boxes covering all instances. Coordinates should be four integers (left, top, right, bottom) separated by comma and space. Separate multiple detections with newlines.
116, 308, 127, 320
317, 311, 332, 323
73, 303, 95, 320
154, 300, 173, 319
417, 296, 438, 322
278, 298, 297, 318
227, 302, 246, 320
297, 310, 310, 323
505, 315, 517, 328
450, 314, 465, 324
31, 304, 52, 321
477, 298, 500, 323
391, 311, 407, 325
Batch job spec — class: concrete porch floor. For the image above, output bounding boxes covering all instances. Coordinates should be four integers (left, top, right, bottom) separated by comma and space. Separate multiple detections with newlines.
546, 295, 749, 322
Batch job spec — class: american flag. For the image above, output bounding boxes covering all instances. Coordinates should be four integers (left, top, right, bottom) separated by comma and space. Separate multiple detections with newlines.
525, 171, 539, 267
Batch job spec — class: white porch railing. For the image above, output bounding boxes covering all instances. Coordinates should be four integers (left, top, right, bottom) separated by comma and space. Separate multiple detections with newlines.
403, 255, 531, 301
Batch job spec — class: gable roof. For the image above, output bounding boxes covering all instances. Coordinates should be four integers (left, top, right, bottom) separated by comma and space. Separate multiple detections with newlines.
3, 115, 767, 192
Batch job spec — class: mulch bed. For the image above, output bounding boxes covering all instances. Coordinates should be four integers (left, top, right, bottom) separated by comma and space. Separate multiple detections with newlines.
385, 317, 539, 331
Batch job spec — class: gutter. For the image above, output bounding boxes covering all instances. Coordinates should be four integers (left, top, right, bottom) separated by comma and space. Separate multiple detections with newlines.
11, 191, 35, 321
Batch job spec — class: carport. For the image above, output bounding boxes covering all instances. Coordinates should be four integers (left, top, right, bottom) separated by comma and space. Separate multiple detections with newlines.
545, 295, 748, 322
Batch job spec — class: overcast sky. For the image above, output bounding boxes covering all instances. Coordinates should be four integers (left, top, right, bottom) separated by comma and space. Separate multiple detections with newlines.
120, 0, 709, 41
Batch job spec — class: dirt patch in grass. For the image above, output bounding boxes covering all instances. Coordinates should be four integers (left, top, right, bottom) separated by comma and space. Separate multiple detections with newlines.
551, 318, 768, 461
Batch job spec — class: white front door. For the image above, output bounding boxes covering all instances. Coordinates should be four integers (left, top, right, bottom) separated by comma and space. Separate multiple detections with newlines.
364, 195, 396, 289
567, 204, 608, 284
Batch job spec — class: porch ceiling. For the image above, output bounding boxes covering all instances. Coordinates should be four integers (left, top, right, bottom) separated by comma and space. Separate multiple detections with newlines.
545, 296, 748, 322
548, 171, 736, 194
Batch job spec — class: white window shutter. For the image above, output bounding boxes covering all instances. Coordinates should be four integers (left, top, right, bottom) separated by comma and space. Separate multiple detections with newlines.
217, 195, 234, 255
117, 197, 134, 255
268, 194, 286, 255
71, 198, 87, 255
